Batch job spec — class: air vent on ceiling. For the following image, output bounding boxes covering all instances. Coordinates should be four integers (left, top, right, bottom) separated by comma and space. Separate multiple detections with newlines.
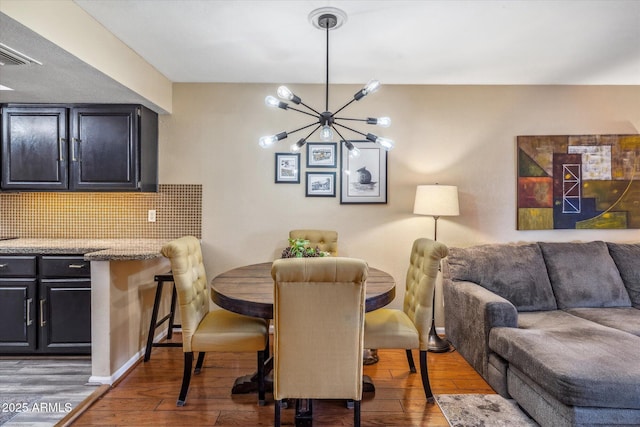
0, 43, 42, 66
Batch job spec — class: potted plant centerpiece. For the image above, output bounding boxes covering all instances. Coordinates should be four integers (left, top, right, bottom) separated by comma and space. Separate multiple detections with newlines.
281, 238, 330, 258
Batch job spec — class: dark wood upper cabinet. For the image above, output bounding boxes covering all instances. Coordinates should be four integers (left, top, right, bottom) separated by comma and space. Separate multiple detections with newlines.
1, 105, 69, 190
1, 104, 158, 192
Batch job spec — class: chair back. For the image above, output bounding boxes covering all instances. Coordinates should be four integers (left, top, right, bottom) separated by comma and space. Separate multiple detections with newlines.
289, 229, 338, 256
403, 238, 449, 349
272, 257, 367, 400
161, 236, 210, 352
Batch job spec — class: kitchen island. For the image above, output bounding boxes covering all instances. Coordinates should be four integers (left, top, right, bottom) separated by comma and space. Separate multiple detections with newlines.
0, 238, 172, 384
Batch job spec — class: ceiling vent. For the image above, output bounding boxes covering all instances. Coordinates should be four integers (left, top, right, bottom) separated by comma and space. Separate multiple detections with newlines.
0, 43, 42, 66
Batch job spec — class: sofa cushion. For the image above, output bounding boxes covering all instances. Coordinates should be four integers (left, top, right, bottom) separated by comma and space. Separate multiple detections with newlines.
566, 307, 640, 337
607, 242, 640, 308
489, 311, 640, 409
539, 241, 631, 309
447, 243, 557, 311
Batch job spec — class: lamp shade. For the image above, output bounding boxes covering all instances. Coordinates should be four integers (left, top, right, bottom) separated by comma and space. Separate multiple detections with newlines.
413, 185, 460, 217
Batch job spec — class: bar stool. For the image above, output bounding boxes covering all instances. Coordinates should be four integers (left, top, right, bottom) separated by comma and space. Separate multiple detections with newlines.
144, 273, 182, 361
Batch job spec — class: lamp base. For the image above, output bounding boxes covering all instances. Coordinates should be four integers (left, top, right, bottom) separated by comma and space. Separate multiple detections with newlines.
427, 319, 451, 353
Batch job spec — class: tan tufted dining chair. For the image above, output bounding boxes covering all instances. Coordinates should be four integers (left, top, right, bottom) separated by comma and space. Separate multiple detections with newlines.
272, 257, 368, 427
161, 236, 269, 406
363, 238, 449, 402
289, 229, 338, 256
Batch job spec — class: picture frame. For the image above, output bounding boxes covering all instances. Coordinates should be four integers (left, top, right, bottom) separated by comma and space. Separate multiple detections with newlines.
305, 171, 336, 197
275, 152, 300, 183
340, 141, 387, 204
306, 142, 337, 168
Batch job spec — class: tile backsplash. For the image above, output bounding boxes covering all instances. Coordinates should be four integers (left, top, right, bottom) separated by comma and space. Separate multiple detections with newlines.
0, 184, 201, 239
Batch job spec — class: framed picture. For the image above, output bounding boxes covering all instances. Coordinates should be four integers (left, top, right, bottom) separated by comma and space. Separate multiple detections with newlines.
517, 134, 640, 230
275, 153, 300, 183
306, 142, 337, 168
340, 141, 387, 204
305, 171, 336, 197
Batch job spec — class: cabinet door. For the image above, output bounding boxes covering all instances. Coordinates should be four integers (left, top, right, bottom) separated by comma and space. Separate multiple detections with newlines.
1, 106, 68, 190
70, 105, 139, 190
39, 279, 92, 354
0, 279, 37, 353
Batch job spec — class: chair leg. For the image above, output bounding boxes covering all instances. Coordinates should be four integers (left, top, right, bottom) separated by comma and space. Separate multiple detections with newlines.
257, 349, 266, 406
177, 352, 193, 406
274, 399, 282, 427
406, 349, 417, 373
194, 352, 206, 374
354, 400, 361, 427
419, 350, 435, 403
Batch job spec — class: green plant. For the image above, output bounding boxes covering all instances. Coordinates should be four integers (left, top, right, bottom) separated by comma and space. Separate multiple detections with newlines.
281, 238, 329, 258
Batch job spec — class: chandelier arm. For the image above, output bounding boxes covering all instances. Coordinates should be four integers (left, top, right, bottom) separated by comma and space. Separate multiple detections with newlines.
333, 122, 368, 138
304, 125, 321, 141
333, 117, 367, 122
287, 106, 322, 119
332, 126, 351, 144
297, 101, 323, 116
286, 121, 321, 136
332, 98, 357, 116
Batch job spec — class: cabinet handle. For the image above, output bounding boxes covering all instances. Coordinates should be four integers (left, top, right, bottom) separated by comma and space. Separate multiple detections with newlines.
69, 263, 86, 269
40, 299, 46, 327
27, 298, 33, 326
0, 263, 7, 268
72, 137, 80, 161
58, 137, 65, 161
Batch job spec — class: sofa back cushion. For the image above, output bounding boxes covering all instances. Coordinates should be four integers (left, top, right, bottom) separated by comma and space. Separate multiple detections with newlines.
539, 241, 631, 309
447, 243, 557, 311
607, 242, 640, 308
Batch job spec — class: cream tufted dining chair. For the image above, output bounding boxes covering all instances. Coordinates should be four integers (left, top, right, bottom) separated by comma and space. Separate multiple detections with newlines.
364, 238, 449, 402
289, 229, 338, 256
272, 257, 367, 427
161, 236, 269, 407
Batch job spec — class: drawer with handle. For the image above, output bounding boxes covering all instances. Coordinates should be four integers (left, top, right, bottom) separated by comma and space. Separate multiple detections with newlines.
38, 256, 90, 278
0, 256, 37, 277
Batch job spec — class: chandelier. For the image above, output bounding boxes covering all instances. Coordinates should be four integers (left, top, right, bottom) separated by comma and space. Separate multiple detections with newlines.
258, 7, 394, 159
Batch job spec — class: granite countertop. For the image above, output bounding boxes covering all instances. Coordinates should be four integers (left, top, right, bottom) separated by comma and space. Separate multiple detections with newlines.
0, 238, 170, 261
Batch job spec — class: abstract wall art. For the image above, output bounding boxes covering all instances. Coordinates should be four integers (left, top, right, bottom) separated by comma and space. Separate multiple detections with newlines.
517, 134, 640, 230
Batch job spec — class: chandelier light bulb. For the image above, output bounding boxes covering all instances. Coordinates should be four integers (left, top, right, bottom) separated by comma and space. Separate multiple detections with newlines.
363, 79, 381, 95
376, 117, 391, 127
348, 146, 361, 159
319, 125, 334, 141
259, 135, 277, 148
277, 86, 293, 100
377, 137, 395, 151
290, 138, 306, 153
265, 95, 280, 107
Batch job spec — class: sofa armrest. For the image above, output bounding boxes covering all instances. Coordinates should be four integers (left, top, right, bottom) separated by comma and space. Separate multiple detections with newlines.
443, 278, 518, 379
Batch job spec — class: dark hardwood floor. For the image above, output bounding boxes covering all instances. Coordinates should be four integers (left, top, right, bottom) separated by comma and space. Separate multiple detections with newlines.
72, 334, 494, 426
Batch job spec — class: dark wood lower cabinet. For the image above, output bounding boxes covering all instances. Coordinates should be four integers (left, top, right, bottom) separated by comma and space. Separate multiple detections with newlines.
0, 255, 91, 355
0, 279, 37, 352
39, 279, 92, 353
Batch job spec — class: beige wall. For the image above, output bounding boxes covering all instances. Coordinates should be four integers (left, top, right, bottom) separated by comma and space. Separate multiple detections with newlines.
159, 83, 640, 324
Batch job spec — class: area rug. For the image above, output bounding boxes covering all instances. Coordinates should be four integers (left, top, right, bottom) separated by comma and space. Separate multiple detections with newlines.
436, 394, 538, 426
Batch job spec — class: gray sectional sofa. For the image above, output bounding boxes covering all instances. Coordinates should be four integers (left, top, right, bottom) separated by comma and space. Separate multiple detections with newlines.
442, 240, 640, 427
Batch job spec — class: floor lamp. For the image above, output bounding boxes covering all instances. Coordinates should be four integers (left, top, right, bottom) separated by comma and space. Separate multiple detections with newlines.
413, 184, 460, 352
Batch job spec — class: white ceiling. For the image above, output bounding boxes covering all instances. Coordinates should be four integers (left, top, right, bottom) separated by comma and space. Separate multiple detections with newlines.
73, 0, 640, 85
0, 0, 639, 111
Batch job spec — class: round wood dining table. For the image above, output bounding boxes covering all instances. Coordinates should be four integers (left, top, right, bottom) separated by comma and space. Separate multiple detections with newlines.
209, 261, 396, 398
210, 261, 396, 319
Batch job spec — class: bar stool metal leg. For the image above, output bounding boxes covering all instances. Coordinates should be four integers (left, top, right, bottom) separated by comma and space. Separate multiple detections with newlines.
144, 274, 181, 362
